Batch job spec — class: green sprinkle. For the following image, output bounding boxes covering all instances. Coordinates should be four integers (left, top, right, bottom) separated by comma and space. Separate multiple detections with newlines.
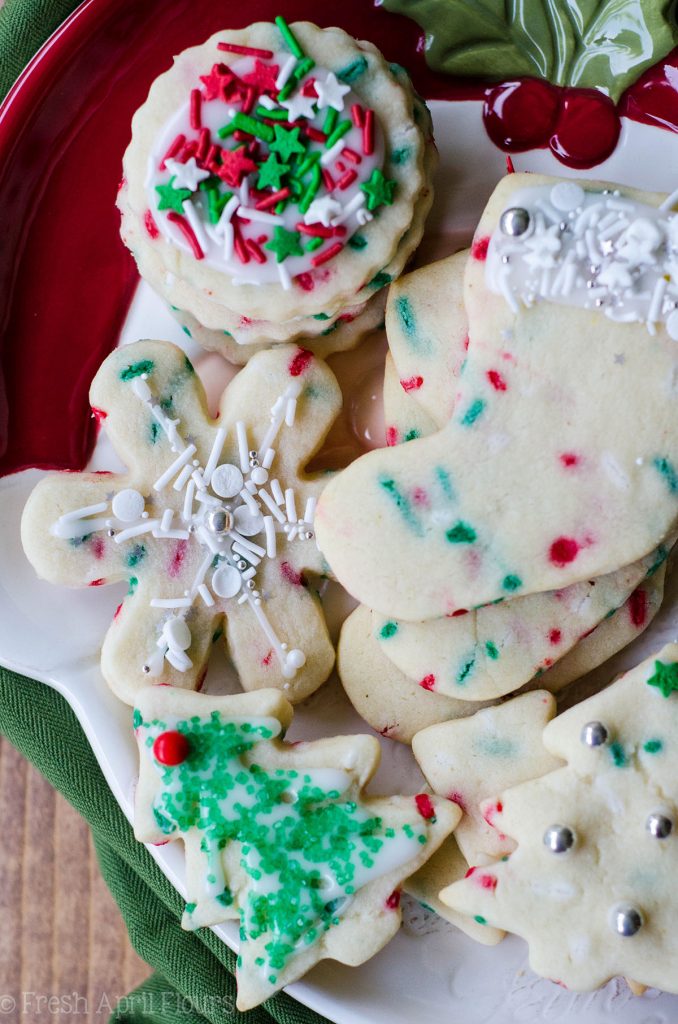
296, 150, 321, 178
503, 574, 522, 592
127, 576, 138, 596
379, 621, 398, 640
436, 466, 454, 500
256, 106, 288, 120
306, 236, 323, 252
149, 421, 160, 444
403, 429, 419, 442
321, 322, 339, 336
391, 146, 411, 165
257, 153, 290, 191
361, 168, 397, 211
337, 56, 368, 83
457, 654, 476, 685
323, 108, 338, 137
610, 741, 628, 767
270, 124, 306, 162
126, 544, 146, 568
275, 15, 304, 59
485, 641, 499, 660
313, 312, 331, 320
155, 177, 191, 214
185, 902, 196, 914
231, 112, 274, 143
643, 739, 663, 754
652, 456, 678, 494
368, 271, 392, 289
396, 295, 416, 336
460, 398, 486, 426
217, 122, 237, 139
647, 659, 678, 698
292, 57, 315, 81
298, 162, 321, 215
265, 226, 304, 263
212, 628, 223, 643
474, 915, 487, 925
446, 521, 477, 544
348, 234, 367, 250
120, 359, 154, 382
132, 709, 142, 729
379, 476, 423, 536
325, 120, 351, 150
182, 325, 192, 338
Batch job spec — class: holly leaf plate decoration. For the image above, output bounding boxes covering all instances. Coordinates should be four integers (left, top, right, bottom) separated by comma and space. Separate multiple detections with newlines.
383, 0, 678, 103
133, 686, 459, 1010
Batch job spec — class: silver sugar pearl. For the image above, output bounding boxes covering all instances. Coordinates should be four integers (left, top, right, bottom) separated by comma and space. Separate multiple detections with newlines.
142, 664, 151, 674
246, 580, 256, 590
249, 459, 260, 468
107, 529, 116, 537
206, 507, 233, 535
543, 824, 575, 854
237, 559, 248, 571
188, 524, 196, 533
646, 812, 673, 839
610, 903, 643, 937
248, 450, 258, 459
501, 255, 511, 264
581, 721, 608, 747
500, 207, 531, 237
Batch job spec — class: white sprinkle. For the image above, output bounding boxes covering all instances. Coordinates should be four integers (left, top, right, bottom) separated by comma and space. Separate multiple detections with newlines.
132, 377, 152, 402
264, 515, 277, 558
182, 479, 196, 522
270, 479, 285, 505
277, 261, 291, 291
173, 464, 193, 491
236, 421, 249, 473
304, 496, 317, 524
160, 509, 173, 532
166, 648, 193, 672
237, 206, 284, 225
285, 488, 297, 523
239, 176, 250, 206
330, 191, 365, 226
245, 479, 258, 494
275, 54, 296, 91
285, 396, 297, 426
198, 584, 215, 607
287, 525, 299, 541
183, 200, 210, 254
152, 528, 191, 540
153, 445, 196, 492
239, 488, 260, 515
259, 488, 286, 523
647, 277, 667, 328
59, 501, 108, 522
258, 94, 276, 110
195, 489, 220, 506
237, 592, 248, 604
150, 597, 192, 608
222, 222, 234, 261
232, 541, 261, 565
356, 207, 373, 226
241, 566, 257, 581
230, 531, 266, 557
262, 448, 275, 469
320, 139, 345, 167
660, 186, 678, 211
203, 427, 226, 485
114, 519, 161, 543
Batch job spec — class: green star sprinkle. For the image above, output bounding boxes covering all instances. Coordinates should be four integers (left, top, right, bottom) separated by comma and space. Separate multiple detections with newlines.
257, 153, 290, 191
265, 226, 304, 263
360, 168, 397, 212
269, 124, 306, 162
646, 659, 678, 698
155, 176, 192, 214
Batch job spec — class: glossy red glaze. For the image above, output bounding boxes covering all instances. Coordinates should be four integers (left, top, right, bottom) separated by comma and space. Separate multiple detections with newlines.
549, 88, 620, 169
620, 47, 678, 133
483, 78, 561, 152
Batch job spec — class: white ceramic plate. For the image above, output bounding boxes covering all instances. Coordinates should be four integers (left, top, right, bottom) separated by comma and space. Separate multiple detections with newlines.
2, 99, 678, 1024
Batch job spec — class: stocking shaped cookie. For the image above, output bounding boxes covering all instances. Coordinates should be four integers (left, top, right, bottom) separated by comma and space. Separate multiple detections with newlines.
22, 341, 340, 704
133, 686, 459, 1010
441, 645, 678, 991
316, 174, 678, 619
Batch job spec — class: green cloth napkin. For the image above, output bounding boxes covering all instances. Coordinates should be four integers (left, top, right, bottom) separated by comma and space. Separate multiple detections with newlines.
0, 3, 330, 1021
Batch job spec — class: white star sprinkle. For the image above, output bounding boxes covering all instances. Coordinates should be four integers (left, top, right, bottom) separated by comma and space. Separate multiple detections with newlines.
314, 71, 350, 112
280, 92, 317, 121
303, 196, 343, 227
164, 157, 210, 191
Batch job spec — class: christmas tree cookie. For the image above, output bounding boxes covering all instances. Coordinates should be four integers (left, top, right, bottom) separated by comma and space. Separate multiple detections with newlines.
118, 19, 435, 362
316, 174, 678, 620
21, 340, 341, 705
133, 686, 459, 1010
441, 645, 678, 992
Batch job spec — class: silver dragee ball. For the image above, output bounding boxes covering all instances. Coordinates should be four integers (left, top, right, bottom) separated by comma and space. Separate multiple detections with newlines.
500, 207, 531, 237
610, 903, 643, 937
543, 824, 575, 853
206, 508, 233, 535
646, 812, 673, 839
581, 721, 608, 747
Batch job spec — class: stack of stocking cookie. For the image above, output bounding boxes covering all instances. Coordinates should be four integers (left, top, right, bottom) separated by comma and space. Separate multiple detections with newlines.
316, 172, 678, 743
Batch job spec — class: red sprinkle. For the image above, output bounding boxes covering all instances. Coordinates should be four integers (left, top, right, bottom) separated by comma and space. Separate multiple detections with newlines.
160, 133, 186, 170
113, 603, 123, 621
400, 375, 424, 393
304, 126, 327, 143
451, 608, 469, 617
471, 236, 490, 261
217, 42, 274, 59
91, 405, 108, 423
448, 790, 467, 811
166, 212, 204, 260
351, 103, 364, 128
88, 578, 106, 587
477, 873, 498, 891
246, 239, 266, 264
337, 169, 358, 190
342, 147, 362, 164
322, 169, 336, 192
415, 793, 436, 820
385, 890, 401, 910
549, 628, 562, 644
464, 866, 477, 879
419, 674, 436, 691
311, 242, 343, 267
296, 272, 314, 292
189, 89, 202, 130
143, 210, 159, 240
386, 426, 399, 446
169, 539, 188, 578
560, 452, 580, 467
153, 730, 191, 766
242, 86, 256, 115
506, 155, 516, 174
288, 348, 313, 377
255, 187, 290, 210
549, 536, 580, 567
262, 650, 273, 667
628, 587, 648, 627
196, 128, 210, 164
487, 369, 507, 391
179, 139, 198, 163
297, 222, 334, 238
280, 561, 307, 587
301, 78, 318, 97
91, 536, 105, 560
363, 108, 375, 156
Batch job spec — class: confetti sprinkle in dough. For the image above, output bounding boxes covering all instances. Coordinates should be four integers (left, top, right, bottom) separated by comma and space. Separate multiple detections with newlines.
21, 340, 341, 705
133, 686, 459, 1010
316, 174, 678, 619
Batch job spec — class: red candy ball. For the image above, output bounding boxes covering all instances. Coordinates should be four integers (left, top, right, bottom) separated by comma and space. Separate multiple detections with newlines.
153, 730, 190, 765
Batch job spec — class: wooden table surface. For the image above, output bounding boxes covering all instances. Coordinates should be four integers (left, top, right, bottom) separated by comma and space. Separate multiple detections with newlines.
0, 737, 150, 1021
